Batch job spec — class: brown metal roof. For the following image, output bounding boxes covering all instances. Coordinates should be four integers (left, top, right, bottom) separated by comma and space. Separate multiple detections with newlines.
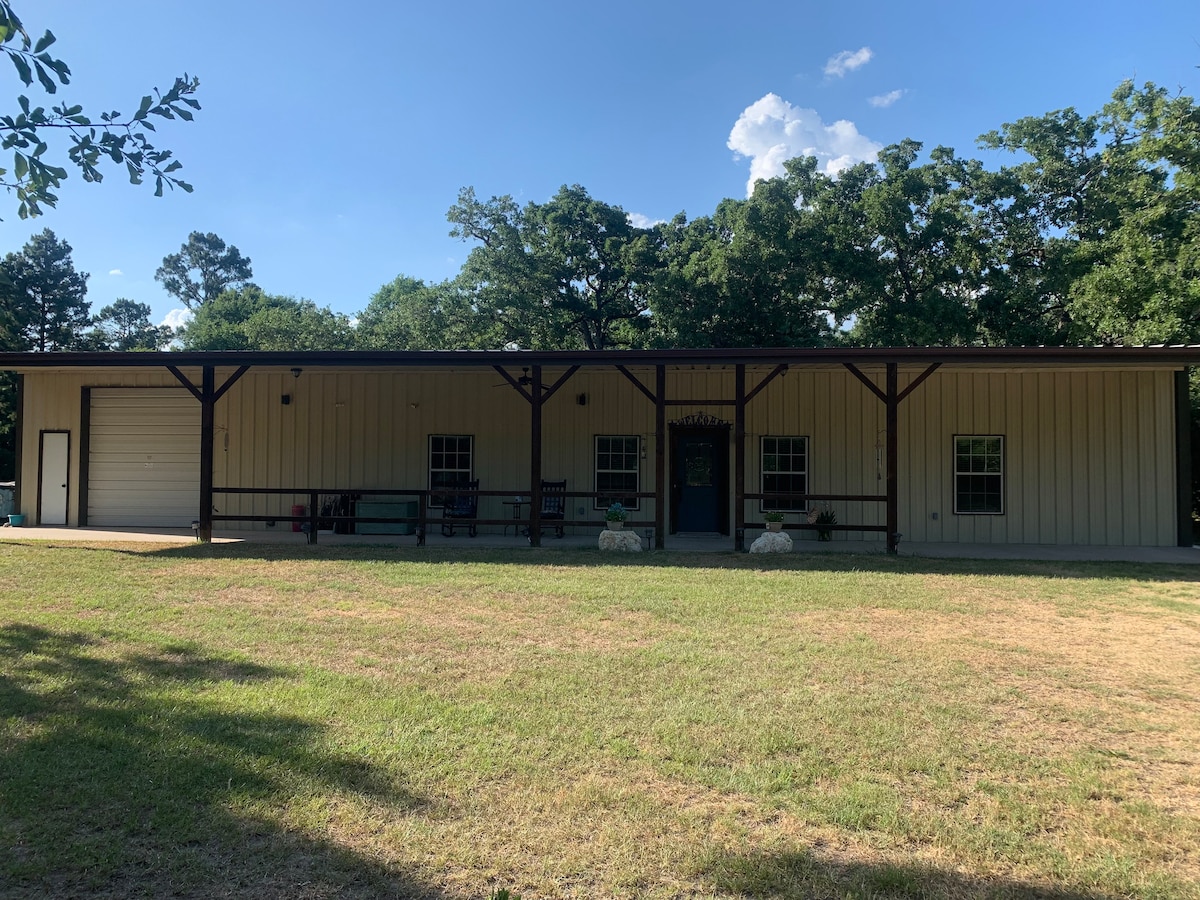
1, 345, 1200, 370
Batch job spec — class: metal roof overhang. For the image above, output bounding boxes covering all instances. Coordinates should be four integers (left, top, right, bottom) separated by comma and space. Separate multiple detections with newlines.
2, 345, 1200, 372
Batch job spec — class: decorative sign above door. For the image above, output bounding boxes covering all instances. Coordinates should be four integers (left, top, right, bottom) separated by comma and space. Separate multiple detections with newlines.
669, 412, 730, 429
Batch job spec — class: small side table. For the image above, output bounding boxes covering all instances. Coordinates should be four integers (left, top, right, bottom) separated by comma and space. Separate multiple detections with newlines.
501, 500, 528, 536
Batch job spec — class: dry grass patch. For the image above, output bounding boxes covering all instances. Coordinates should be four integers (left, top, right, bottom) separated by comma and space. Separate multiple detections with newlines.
2, 543, 1199, 898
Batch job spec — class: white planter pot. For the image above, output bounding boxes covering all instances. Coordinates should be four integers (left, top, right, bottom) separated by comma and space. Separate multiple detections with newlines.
606, 520, 624, 531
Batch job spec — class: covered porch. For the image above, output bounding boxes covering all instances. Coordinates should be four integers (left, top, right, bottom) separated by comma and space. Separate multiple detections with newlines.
3, 346, 1197, 551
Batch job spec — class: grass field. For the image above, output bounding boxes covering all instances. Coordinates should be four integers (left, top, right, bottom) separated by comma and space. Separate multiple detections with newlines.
0, 542, 1198, 899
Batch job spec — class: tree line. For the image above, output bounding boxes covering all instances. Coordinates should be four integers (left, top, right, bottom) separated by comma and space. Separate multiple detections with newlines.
6, 79, 1198, 359
1, 78, 1198, 479
180, 80, 1199, 354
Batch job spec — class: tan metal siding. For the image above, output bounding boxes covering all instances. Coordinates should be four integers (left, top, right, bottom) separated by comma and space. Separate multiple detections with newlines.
895, 368, 1177, 546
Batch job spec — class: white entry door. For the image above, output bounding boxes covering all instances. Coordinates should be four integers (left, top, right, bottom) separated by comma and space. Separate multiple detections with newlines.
39, 431, 69, 525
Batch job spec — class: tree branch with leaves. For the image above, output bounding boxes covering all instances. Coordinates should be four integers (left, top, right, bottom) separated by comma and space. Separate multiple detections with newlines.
0, 1, 199, 219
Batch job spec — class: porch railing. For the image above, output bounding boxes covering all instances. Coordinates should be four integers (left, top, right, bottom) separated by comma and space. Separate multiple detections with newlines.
210, 487, 889, 547
741, 492, 889, 544
210, 486, 656, 545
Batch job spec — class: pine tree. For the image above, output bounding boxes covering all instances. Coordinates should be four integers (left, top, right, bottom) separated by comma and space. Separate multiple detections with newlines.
0, 228, 91, 351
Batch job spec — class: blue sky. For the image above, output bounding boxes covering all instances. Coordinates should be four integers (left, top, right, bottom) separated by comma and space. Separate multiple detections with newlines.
3, 0, 1198, 330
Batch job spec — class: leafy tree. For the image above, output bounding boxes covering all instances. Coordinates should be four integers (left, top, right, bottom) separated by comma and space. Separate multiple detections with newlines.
155, 232, 253, 310
449, 185, 660, 350
0, 1, 199, 219
649, 172, 835, 348
0, 227, 90, 351
980, 81, 1200, 344
356, 275, 496, 350
176, 286, 353, 351
780, 142, 994, 347
0, 286, 16, 478
0, 369, 13, 479
0, 227, 89, 478
92, 298, 173, 351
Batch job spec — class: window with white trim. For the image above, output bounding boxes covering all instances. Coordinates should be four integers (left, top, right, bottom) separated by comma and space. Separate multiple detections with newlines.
761, 436, 808, 511
429, 434, 474, 505
954, 435, 1004, 514
594, 435, 640, 510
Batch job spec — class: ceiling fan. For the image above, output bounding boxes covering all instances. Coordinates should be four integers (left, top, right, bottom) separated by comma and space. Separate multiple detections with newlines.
492, 367, 533, 388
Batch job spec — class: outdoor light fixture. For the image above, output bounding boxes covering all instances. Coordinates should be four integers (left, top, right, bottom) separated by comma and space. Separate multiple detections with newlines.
290, 367, 302, 379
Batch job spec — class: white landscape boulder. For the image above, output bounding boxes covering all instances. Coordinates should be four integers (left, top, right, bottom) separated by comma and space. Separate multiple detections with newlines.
749, 530, 793, 553
598, 529, 642, 552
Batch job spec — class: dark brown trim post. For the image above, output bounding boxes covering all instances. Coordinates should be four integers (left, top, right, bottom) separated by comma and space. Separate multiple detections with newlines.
199, 366, 215, 543
734, 364, 746, 550
886, 363, 898, 554
529, 364, 543, 547
1176, 369, 1193, 546
655, 365, 666, 550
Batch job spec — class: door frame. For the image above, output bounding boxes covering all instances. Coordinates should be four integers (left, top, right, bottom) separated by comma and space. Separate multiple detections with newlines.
37, 429, 69, 526
669, 421, 730, 534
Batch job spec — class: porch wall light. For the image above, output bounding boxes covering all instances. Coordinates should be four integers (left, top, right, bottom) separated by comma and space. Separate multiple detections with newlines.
290, 367, 303, 379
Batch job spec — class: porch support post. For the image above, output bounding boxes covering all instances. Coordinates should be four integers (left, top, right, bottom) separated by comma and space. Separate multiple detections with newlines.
655, 365, 666, 550
734, 364, 746, 550
886, 363, 898, 555
200, 365, 215, 543
529, 364, 543, 547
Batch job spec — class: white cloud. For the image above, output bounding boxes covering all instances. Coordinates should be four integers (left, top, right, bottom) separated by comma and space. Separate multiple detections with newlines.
108, 268, 123, 276
868, 89, 906, 108
627, 212, 664, 229
824, 47, 872, 77
162, 308, 192, 330
727, 93, 883, 196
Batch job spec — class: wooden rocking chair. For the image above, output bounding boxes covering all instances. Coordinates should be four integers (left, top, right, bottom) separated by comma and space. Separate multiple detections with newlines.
527, 479, 566, 542
441, 479, 479, 537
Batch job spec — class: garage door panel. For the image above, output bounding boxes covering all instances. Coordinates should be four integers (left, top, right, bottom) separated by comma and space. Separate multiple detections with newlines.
88, 388, 201, 527
90, 461, 201, 476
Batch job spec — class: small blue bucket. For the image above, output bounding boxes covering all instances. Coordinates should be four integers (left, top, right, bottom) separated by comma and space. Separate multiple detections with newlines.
7, 514, 25, 526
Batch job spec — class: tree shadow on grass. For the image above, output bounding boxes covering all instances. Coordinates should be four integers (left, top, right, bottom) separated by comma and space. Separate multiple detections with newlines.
701, 847, 1119, 900
0, 624, 444, 899
116, 540, 1200, 586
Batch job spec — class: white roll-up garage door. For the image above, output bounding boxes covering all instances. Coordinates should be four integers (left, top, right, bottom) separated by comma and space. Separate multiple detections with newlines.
88, 388, 201, 527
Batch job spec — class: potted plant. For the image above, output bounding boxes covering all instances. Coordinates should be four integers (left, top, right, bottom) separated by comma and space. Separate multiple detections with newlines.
807, 503, 837, 541
605, 502, 627, 531
764, 510, 785, 533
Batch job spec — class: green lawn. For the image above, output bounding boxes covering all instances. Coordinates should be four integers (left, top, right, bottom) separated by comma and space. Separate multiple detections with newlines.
1, 542, 1198, 899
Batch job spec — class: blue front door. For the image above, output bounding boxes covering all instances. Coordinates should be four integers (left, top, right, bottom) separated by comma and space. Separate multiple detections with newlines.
672, 429, 729, 533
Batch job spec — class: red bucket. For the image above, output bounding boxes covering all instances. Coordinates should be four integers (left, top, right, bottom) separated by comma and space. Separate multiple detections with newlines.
291, 504, 305, 532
